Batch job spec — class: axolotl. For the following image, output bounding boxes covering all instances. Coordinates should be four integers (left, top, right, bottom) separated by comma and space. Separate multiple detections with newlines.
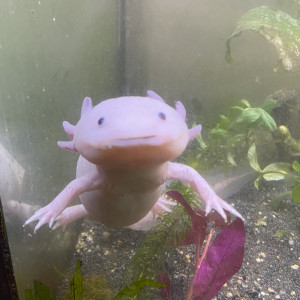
24, 91, 243, 233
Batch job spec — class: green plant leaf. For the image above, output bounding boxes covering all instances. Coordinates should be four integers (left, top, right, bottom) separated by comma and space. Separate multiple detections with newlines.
239, 99, 251, 108
196, 132, 207, 149
262, 163, 293, 181
113, 279, 166, 299
219, 114, 230, 129
227, 151, 237, 167
69, 261, 83, 300
263, 162, 291, 173
259, 98, 277, 114
270, 191, 292, 210
25, 280, 56, 300
248, 144, 262, 172
263, 172, 285, 181
292, 184, 300, 203
209, 128, 229, 139
254, 176, 261, 189
258, 109, 277, 131
292, 160, 300, 173
234, 108, 261, 125
228, 105, 245, 118
226, 6, 300, 71
233, 108, 276, 131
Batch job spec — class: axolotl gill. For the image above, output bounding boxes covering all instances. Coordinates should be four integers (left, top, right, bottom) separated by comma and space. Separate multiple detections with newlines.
24, 91, 243, 233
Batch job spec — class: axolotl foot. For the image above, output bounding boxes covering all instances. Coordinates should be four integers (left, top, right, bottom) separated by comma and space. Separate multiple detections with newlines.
167, 162, 245, 222
23, 204, 89, 233
204, 193, 244, 221
52, 205, 89, 230
23, 203, 62, 233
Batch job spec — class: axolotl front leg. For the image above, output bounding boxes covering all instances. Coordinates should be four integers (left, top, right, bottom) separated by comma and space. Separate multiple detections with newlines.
167, 162, 244, 221
24, 170, 102, 233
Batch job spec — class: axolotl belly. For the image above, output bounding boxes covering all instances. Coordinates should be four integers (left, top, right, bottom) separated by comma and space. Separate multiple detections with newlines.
24, 91, 243, 233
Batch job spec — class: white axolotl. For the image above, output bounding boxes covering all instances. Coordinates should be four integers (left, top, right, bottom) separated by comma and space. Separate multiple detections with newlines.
24, 91, 243, 233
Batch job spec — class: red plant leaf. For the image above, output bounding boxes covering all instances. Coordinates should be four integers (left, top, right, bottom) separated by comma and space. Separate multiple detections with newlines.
166, 190, 207, 246
158, 272, 171, 300
206, 210, 231, 229
193, 217, 245, 300
174, 228, 195, 246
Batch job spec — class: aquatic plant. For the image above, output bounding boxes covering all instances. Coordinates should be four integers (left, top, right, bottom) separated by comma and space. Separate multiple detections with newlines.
226, 4, 300, 71
25, 260, 114, 300
24, 186, 245, 300
224, 1, 300, 206
117, 189, 245, 300
120, 94, 299, 297
167, 191, 245, 300
184, 91, 300, 212
69, 260, 83, 299
248, 143, 300, 208
25, 280, 56, 300
80, 274, 114, 300
192, 97, 277, 169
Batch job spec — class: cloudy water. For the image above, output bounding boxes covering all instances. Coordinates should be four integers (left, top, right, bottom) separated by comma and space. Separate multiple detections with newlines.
0, 1, 299, 299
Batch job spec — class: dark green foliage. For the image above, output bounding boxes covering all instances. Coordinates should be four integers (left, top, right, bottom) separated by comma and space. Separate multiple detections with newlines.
232, 107, 277, 132
113, 279, 166, 299
25, 280, 56, 300
224, 1, 300, 206
292, 160, 300, 173
25, 261, 84, 300
25, 260, 114, 300
291, 184, 300, 203
248, 142, 300, 206
188, 95, 300, 210
196, 98, 277, 168
69, 261, 83, 300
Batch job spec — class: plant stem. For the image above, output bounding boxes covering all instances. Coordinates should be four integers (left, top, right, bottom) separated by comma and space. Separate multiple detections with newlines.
196, 228, 215, 271
185, 227, 216, 300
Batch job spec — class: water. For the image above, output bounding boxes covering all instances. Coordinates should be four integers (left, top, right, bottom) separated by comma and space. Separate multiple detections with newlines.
0, 0, 120, 297
0, 0, 299, 299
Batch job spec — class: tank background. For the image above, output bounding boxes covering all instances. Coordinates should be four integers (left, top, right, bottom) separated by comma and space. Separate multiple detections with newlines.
125, 0, 300, 125
0, 0, 299, 299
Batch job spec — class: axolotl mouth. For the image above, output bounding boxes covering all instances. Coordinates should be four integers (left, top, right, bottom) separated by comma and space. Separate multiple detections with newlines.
107, 136, 164, 148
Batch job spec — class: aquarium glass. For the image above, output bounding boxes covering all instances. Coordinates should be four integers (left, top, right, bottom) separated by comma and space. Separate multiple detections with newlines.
0, 1, 299, 299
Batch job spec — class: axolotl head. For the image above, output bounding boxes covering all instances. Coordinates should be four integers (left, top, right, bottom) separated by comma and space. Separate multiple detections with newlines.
68, 91, 201, 167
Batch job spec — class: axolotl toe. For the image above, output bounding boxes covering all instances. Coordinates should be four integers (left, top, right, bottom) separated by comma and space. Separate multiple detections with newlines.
24, 91, 244, 233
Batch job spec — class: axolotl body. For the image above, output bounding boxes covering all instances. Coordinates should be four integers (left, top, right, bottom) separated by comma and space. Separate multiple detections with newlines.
25, 91, 243, 233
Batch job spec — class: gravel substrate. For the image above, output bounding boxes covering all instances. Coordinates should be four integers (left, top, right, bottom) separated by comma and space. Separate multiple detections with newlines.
62, 182, 299, 300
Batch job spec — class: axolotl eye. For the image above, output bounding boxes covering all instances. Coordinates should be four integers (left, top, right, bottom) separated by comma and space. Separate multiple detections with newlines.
158, 112, 166, 120
98, 117, 105, 126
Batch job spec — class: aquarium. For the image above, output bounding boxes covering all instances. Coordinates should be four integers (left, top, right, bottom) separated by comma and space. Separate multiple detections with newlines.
0, 1, 299, 299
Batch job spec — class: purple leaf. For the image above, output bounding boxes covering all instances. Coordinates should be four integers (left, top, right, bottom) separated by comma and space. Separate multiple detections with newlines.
173, 228, 195, 246
166, 190, 207, 246
158, 272, 171, 300
193, 218, 245, 300
204, 209, 231, 229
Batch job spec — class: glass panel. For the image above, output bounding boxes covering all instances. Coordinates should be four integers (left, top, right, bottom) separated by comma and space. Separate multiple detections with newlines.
0, 0, 120, 298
